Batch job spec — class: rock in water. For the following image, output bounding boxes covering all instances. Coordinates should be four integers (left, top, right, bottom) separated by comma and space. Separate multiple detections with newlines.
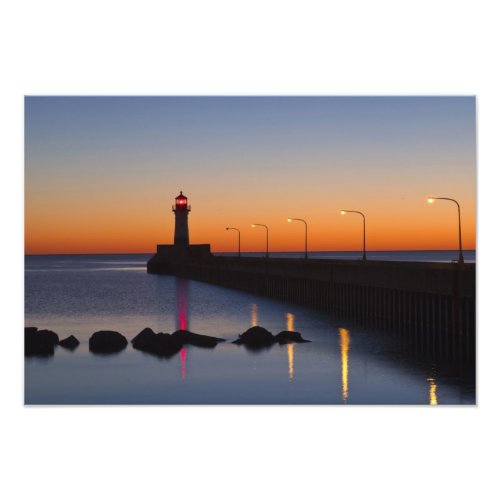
233, 326, 276, 347
131, 327, 156, 344
89, 331, 128, 354
131, 328, 182, 358
59, 335, 80, 350
274, 330, 311, 344
25, 327, 60, 357
171, 330, 225, 348
36, 329, 60, 345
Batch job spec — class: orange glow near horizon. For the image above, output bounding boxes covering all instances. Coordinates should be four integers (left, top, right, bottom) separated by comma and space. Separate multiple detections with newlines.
24, 190, 476, 255
25, 97, 476, 255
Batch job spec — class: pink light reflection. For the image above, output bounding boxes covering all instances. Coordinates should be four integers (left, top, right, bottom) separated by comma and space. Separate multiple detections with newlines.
180, 348, 187, 380
176, 278, 189, 331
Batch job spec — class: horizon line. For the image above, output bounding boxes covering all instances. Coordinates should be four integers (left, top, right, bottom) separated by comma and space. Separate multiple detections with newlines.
25, 248, 477, 257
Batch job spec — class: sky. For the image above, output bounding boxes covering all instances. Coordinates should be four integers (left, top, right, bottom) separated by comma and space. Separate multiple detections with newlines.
25, 96, 476, 254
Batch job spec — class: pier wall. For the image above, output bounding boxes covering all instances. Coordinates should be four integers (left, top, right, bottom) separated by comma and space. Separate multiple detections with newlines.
148, 255, 475, 364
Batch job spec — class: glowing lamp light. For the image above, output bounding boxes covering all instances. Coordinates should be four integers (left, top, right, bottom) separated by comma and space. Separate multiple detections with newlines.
425, 196, 464, 264
226, 227, 241, 257
339, 209, 367, 261
251, 224, 269, 258
287, 218, 308, 259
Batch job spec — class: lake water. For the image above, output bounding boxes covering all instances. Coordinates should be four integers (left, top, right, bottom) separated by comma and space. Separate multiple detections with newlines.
24, 254, 475, 404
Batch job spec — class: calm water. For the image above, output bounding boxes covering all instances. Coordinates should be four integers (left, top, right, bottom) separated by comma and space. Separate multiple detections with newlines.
25, 254, 475, 404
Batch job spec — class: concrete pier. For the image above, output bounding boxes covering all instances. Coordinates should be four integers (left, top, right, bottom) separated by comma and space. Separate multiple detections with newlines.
147, 251, 475, 365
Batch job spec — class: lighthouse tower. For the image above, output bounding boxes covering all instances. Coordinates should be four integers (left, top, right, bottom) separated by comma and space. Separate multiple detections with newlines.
172, 191, 190, 247
147, 190, 212, 273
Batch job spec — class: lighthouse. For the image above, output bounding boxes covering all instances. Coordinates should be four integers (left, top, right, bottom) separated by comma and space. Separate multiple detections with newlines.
147, 190, 212, 274
173, 191, 190, 247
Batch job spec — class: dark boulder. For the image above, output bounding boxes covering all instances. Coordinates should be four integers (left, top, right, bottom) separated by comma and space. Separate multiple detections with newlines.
89, 330, 127, 354
233, 326, 276, 347
59, 335, 80, 350
131, 328, 182, 358
25, 327, 59, 357
275, 330, 311, 344
171, 330, 225, 348
131, 327, 156, 344
36, 329, 59, 345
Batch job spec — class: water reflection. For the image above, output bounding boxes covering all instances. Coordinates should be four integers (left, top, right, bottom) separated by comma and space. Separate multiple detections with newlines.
251, 303, 258, 327
25, 255, 476, 404
427, 372, 439, 405
180, 348, 187, 380
176, 279, 189, 380
286, 313, 295, 381
339, 328, 350, 402
176, 278, 189, 331
287, 344, 294, 381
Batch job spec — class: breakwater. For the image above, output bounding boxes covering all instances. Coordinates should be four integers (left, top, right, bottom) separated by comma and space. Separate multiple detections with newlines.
147, 252, 475, 365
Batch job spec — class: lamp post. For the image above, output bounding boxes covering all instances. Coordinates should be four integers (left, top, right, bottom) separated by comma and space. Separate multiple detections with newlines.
340, 210, 367, 261
427, 197, 464, 264
287, 218, 308, 259
226, 227, 241, 258
251, 224, 269, 258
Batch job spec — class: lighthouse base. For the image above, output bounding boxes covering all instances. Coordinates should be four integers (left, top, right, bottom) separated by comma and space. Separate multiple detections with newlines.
147, 244, 212, 274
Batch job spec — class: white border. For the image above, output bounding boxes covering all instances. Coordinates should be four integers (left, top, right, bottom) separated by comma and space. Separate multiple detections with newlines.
2, 1, 499, 499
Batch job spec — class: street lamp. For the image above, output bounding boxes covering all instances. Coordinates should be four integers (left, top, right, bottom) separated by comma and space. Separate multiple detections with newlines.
340, 210, 367, 261
226, 227, 241, 258
287, 218, 308, 259
427, 197, 464, 264
251, 224, 269, 258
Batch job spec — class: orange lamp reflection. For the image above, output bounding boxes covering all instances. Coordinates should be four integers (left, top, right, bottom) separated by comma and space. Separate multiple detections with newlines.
251, 303, 258, 327
339, 328, 350, 402
287, 344, 294, 381
427, 377, 438, 405
286, 312, 295, 381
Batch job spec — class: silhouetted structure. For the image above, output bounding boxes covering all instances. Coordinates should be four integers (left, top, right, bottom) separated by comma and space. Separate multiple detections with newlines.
147, 194, 475, 367
173, 191, 190, 247
147, 191, 212, 273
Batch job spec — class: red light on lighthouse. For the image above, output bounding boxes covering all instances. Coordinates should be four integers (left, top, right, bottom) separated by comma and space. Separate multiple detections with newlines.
175, 191, 188, 210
